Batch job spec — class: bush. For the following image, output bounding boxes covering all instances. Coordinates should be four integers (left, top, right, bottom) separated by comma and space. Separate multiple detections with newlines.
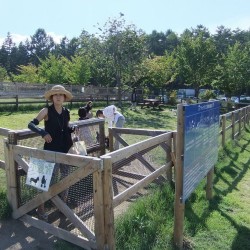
198, 89, 216, 100
168, 90, 177, 105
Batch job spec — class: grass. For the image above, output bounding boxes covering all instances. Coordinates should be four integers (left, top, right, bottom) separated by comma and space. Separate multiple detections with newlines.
0, 104, 250, 249
115, 129, 250, 250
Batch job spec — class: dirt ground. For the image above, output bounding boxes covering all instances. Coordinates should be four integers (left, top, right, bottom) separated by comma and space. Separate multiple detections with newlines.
0, 218, 58, 250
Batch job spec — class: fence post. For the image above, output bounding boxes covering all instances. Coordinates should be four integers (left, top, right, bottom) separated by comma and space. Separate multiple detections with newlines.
166, 139, 172, 182
206, 166, 214, 200
4, 131, 19, 214
99, 121, 106, 155
238, 109, 242, 135
109, 128, 114, 152
15, 95, 18, 110
232, 111, 235, 140
93, 167, 106, 249
174, 105, 185, 249
248, 106, 250, 125
243, 107, 246, 129
221, 115, 226, 147
101, 156, 115, 250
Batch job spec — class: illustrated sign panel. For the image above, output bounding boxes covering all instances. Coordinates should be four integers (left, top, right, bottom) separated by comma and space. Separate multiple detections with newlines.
26, 157, 55, 191
182, 101, 220, 202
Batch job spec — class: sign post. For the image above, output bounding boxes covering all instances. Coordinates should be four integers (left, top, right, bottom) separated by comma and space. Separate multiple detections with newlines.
174, 101, 220, 249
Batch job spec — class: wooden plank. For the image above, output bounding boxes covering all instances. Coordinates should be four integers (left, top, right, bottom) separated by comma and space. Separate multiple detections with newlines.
12, 160, 100, 219
105, 132, 173, 163
101, 156, 115, 249
165, 140, 172, 182
115, 170, 146, 180
20, 215, 96, 250
221, 115, 226, 147
0, 127, 10, 136
174, 104, 185, 249
232, 111, 235, 140
109, 127, 168, 136
51, 196, 95, 241
113, 163, 171, 208
93, 170, 105, 249
13, 145, 100, 170
5, 132, 19, 213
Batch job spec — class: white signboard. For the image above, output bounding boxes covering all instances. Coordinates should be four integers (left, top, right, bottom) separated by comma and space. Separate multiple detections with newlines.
26, 158, 55, 191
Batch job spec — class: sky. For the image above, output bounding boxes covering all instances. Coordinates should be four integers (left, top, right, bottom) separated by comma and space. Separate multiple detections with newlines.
1, 0, 250, 46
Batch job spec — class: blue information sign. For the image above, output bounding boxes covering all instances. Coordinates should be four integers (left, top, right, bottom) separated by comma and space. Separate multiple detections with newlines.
182, 101, 220, 202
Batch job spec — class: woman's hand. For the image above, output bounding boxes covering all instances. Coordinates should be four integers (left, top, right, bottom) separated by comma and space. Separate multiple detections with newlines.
43, 134, 52, 143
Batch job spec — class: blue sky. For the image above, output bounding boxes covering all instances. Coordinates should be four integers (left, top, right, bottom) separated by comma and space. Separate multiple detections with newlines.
1, 0, 250, 45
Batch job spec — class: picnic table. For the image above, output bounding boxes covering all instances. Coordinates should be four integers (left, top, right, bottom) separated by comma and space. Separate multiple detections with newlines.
139, 98, 163, 109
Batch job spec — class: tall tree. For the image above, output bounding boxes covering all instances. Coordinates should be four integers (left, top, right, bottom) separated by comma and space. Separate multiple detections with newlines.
29, 29, 55, 66
38, 54, 67, 84
212, 42, 250, 96
213, 26, 234, 55
64, 55, 91, 84
94, 13, 147, 106
140, 53, 177, 89
176, 32, 217, 95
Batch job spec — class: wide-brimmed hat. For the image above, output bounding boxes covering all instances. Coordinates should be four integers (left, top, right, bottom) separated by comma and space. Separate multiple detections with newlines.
44, 85, 73, 101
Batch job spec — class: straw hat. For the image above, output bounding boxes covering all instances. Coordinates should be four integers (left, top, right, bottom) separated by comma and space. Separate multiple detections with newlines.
44, 85, 73, 101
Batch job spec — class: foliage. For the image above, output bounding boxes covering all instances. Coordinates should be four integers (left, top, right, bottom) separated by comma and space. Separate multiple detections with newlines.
64, 55, 91, 84
212, 42, 250, 96
168, 90, 177, 105
92, 13, 147, 105
198, 89, 217, 100
1, 23, 250, 95
0, 66, 8, 81
176, 32, 217, 95
38, 54, 68, 83
12, 64, 41, 83
140, 53, 176, 89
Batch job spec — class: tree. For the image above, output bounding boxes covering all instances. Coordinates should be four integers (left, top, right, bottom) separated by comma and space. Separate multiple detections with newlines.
94, 13, 147, 106
140, 53, 176, 89
29, 29, 55, 66
64, 55, 91, 84
12, 64, 40, 83
176, 32, 217, 96
212, 42, 250, 96
1, 32, 16, 74
38, 54, 67, 84
0, 66, 8, 81
213, 26, 234, 55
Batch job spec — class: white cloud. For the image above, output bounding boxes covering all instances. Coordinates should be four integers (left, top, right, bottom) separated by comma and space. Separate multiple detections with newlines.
0, 32, 64, 46
47, 32, 64, 44
208, 16, 250, 34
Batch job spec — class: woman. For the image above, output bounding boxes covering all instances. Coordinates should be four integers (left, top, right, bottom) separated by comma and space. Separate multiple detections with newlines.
28, 85, 75, 220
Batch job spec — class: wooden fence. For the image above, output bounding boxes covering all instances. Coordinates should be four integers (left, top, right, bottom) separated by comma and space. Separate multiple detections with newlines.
0, 104, 250, 249
0, 82, 133, 109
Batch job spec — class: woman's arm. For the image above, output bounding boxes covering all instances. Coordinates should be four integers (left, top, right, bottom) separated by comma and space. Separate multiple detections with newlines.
28, 108, 51, 142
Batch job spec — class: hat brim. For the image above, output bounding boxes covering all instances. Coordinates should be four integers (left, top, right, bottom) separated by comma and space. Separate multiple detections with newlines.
44, 89, 73, 101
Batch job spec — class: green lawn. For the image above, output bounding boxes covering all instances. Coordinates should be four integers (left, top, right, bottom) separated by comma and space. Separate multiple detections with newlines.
1, 105, 249, 249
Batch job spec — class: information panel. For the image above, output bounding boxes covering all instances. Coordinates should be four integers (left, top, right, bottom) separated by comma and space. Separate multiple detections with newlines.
182, 101, 220, 202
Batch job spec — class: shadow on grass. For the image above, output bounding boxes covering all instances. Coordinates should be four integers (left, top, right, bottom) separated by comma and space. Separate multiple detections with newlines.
185, 130, 250, 248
